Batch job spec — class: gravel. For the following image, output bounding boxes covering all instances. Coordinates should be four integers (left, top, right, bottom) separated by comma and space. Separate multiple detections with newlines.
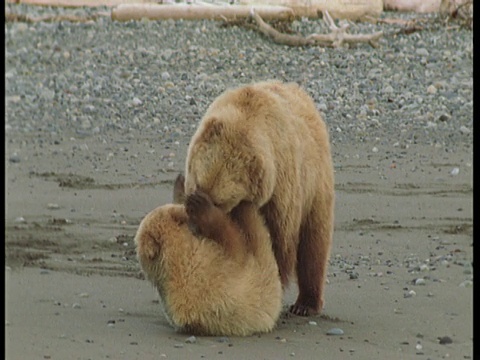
5, 4, 472, 154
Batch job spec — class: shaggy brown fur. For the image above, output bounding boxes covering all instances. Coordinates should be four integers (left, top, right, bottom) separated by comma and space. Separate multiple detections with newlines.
134, 174, 282, 336
185, 81, 335, 316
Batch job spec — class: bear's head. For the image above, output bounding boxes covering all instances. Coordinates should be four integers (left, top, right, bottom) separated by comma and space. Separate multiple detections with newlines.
135, 204, 189, 261
185, 116, 275, 213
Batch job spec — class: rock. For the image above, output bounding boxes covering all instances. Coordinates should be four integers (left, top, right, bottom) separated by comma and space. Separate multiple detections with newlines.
132, 97, 143, 106
9, 154, 21, 163
450, 167, 460, 176
185, 336, 197, 344
416, 48, 429, 57
427, 85, 437, 94
327, 328, 344, 336
459, 280, 473, 288
414, 278, 426, 286
459, 125, 471, 134
438, 336, 453, 345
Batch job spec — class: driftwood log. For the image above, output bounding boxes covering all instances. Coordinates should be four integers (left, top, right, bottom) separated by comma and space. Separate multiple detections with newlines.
111, 4, 295, 22
251, 9, 383, 47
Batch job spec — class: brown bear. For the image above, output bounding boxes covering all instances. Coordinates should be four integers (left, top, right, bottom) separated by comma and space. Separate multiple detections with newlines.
134, 174, 282, 336
184, 81, 335, 316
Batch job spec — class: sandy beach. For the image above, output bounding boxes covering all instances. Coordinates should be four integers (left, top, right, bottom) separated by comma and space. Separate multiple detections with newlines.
5, 4, 473, 359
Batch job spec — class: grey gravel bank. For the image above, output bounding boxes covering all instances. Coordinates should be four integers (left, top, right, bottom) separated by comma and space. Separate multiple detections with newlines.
6, 4, 473, 153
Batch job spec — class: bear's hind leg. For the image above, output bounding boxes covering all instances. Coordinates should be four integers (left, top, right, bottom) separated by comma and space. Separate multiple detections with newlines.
290, 201, 333, 316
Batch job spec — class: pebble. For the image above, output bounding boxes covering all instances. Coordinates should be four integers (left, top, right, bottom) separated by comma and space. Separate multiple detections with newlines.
416, 48, 429, 57
437, 113, 451, 122
308, 321, 317, 326
438, 336, 453, 345
427, 85, 437, 94
78, 292, 89, 298
459, 125, 471, 134
326, 328, 344, 336
404, 290, 416, 298
72, 303, 81, 309
185, 336, 197, 344
132, 97, 143, 106
217, 336, 230, 343
450, 167, 460, 176
9, 155, 21, 163
414, 278, 426, 286
47, 203, 60, 210
14, 216, 26, 223
459, 280, 473, 288
418, 264, 430, 272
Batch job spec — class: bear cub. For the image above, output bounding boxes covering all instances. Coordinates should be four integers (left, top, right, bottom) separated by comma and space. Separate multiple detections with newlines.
135, 174, 282, 336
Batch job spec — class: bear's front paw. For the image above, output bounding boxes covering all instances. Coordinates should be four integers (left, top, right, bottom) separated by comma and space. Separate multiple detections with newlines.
185, 190, 217, 229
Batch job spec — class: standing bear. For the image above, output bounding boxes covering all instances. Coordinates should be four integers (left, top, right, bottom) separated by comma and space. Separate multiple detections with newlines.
184, 81, 335, 316
135, 174, 282, 336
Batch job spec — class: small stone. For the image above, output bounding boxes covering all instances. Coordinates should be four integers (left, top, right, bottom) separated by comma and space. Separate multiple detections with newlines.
404, 290, 416, 298
47, 203, 60, 210
161, 71, 171, 80
78, 293, 89, 298
438, 336, 453, 345
416, 48, 429, 57
132, 97, 143, 106
427, 85, 437, 94
185, 336, 197, 344
382, 85, 394, 94
438, 113, 451, 122
217, 336, 230, 343
418, 264, 429, 272
72, 303, 81, 309
459, 280, 473, 288
14, 216, 26, 223
414, 278, 426, 286
9, 155, 21, 163
450, 167, 460, 176
459, 126, 471, 135
174, 343, 184, 348
327, 328, 344, 336
308, 321, 317, 326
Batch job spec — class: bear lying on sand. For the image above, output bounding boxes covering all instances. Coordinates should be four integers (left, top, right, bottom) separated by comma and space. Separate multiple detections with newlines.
184, 81, 335, 316
135, 174, 282, 336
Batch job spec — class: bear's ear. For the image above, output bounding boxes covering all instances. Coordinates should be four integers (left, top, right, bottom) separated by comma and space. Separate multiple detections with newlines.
173, 173, 186, 204
201, 117, 225, 142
